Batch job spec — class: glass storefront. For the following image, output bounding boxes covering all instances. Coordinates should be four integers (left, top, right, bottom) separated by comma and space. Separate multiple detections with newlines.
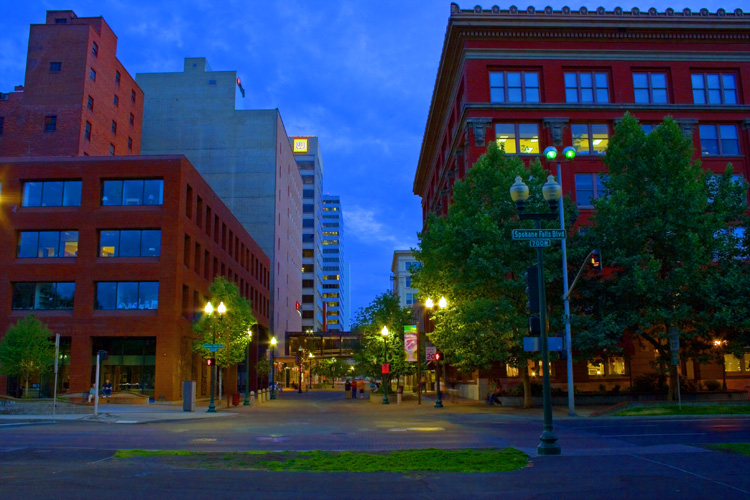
92, 337, 156, 396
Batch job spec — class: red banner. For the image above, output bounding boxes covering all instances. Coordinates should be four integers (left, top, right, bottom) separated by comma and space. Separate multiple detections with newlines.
382, 364, 389, 374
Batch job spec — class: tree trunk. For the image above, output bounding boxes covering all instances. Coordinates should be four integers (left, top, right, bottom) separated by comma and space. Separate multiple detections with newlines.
667, 364, 678, 401
24, 377, 30, 399
522, 365, 532, 409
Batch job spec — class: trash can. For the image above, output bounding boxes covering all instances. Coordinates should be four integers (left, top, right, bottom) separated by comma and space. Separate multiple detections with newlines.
232, 393, 240, 406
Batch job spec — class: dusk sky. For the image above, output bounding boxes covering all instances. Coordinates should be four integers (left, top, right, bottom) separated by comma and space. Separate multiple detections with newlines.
0, 0, 738, 321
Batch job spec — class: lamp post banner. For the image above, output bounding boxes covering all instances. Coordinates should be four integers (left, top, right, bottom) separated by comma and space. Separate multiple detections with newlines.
404, 330, 418, 362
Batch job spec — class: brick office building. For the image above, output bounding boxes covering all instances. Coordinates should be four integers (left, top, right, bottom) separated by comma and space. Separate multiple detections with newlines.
0, 155, 271, 400
414, 4, 750, 396
0, 10, 143, 157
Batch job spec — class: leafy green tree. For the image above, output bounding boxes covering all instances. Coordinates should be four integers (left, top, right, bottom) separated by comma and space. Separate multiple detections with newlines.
412, 142, 577, 407
574, 113, 749, 399
193, 277, 257, 386
0, 315, 55, 398
312, 358, 350, 387
352, 292, 416, 392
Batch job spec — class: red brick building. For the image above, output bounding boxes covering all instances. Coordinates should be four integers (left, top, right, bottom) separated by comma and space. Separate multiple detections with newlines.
0, 155, 271, 400
0, 10, 143, 157
414, 4, 750, 396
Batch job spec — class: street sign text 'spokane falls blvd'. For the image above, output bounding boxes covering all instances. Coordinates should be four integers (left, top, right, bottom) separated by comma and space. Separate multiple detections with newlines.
511, 229, 566, 240
202, 344, 225, 352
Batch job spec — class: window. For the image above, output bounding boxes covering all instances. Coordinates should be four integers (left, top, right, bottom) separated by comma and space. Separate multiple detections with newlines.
303, 189, 314, 199
302, 264, 314, 273
302, 310, 314, 319
406, 293, 414, 305
0, 117, 4, 136
302, 279, 314, 288
109, 144, 115, 155
44, 115, 57, 132
699, 124, 739, 156
131, 90, 136, 104
572, 124, 609, 155
101, 179, 164, 206
302, 234, 314, 243
22, 180, 81, 207
113, 95, 119, 107
587, 357, 626, 376
633, 73, 668, 103
91, 42, 98, 57
495, 123, 539, 154
302, 295, 314, 304
565, 72, 609, 103
303, 204, 314, 213
575, 174, 606, 208
322, 231, 339, 236
115, 71, 121, 86
405, 277, 412, 287
87, 96, 94, 111
692, 73, 737, 104
18, 231, 78, 258
90, 69, 96, 81
12, 282, 75, 310
302, 249, 314, 258
129, 113, 134, 126
489, 71, 539, 103
99, 230, 161, 257
85, 121, 92, 140
302, 219, 314, 228
641, 124, 654, 134
111, 121, 117, 135
55, 18, 67, 24
95, 282, 159, 310
127, 137, 133, 151
50, 62, 62, 72
322, 239, 339, 245
301, 175, 314, 185
323, 275, 339, 280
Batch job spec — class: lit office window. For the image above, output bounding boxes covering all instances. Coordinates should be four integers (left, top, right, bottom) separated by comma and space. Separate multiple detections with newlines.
495, 123, 539, 154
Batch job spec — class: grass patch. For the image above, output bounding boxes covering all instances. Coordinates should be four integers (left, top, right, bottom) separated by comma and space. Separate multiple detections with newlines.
706, 443, 750, 456
114, 448, 527, 473
614, 405, 750, 416
114, 449, 204, 459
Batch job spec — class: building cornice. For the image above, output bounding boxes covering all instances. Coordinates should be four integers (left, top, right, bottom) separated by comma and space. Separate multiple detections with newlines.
466, 49, 750, 63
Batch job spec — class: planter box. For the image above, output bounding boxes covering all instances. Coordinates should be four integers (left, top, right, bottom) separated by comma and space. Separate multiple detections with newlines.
369, 392, 397, 404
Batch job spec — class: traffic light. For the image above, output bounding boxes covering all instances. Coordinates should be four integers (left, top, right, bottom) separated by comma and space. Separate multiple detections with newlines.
207, 358, 213, 366
529, 316, 541, 335
435, 352, 441, 361
97, 350, 108, 362
524, 266, 539, 314
590, 249, 602, 273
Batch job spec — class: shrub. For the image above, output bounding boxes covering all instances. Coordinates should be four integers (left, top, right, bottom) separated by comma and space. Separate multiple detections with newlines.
631, 373, 667, 393
680, 378, 699, 393
612, 384, 621, 394
703, 380, 722, 391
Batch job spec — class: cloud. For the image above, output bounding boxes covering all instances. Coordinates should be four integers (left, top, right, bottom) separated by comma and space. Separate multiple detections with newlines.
345, 204, 417, 248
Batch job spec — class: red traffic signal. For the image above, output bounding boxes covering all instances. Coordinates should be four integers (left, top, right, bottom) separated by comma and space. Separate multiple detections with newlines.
207, 358, 212, 366
590, 249, 602, 273
435, 352, 441, 361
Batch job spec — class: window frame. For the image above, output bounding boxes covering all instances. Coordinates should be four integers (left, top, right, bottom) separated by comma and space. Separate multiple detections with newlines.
692, 72, 738, 105
574, 173, 606, 208
18, 230, 79, 258
95, 281, 159, 310
495, 123, 540, 155
44, 115, 57, 132
21, 180, 82, 207
571, 123, 610, 155
564, 71, 610, 103
632, 72, 668, 104
11, 282, 75, 310
489, 70, 540, 103
699, 124, 740, 156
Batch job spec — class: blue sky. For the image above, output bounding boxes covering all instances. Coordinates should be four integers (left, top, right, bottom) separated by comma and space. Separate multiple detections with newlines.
0, 1, 738, 321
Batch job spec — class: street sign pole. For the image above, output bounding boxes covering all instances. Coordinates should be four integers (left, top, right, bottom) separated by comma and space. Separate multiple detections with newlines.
53, 334, 60, 417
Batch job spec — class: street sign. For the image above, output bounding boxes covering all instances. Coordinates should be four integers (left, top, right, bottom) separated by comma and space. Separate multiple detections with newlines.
528, 239, 551, 248
202, 343, 225, 352
512, 229, 566, 241
425, 345, 436, 361
523, 337, 564, 352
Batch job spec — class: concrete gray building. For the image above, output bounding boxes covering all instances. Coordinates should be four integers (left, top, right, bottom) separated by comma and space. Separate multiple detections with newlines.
321, 194, 350, 331
392, 250, 419, 309
136, 57, 302, 350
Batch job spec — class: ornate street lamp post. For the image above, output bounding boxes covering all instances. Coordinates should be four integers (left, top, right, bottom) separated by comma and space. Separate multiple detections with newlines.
380, 326, 390, 404
270, 336, 277, 399
204, 301, 226, 413
244, 328, 252, 406
543, 145, 577, 416
510, 175, 562, 456
425, 296, 447, 408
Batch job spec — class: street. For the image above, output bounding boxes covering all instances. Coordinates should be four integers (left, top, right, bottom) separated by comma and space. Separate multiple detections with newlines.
2, 391, 750, 499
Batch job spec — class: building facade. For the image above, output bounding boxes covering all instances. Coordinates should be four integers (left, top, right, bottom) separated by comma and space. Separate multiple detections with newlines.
321, 195, 350, 331
0, 155, 270, 400
414, 4, 750, 395
0, 10, 143, 157
137, 59, 302, 354
292, 136, 325, 332
391, 250, 419, 309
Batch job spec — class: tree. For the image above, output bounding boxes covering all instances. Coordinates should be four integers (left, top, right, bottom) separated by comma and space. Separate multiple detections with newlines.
0, 315, 55, 398
352, 292, 416, 392
412, 141, 577, 407
574, 113, 750, 398
193, 277, 257, 393
312, 358, 350, 387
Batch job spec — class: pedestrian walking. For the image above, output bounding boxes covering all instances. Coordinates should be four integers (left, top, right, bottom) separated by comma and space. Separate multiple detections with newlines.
351, 379, 358, 399
357, 379, 365, 399
345, 379, 351, 399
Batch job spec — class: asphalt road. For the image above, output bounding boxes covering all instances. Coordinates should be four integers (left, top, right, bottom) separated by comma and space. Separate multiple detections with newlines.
2, 391, 750, 499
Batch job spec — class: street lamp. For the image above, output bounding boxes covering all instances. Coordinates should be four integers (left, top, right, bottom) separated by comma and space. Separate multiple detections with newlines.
204, 301, 226, 413
244, 328, 253, 406
297, 346, 303, 393
543, 145, 577, 417
510, 175, 562, 456
308, 351, 314, 391
270, 336, 277, 399
381, 326, 390, 405
714, 339, 728, 390
425, 296, 447, 408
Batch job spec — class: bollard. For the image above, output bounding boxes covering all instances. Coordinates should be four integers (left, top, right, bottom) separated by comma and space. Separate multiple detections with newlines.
258, 389, 263, 403
261, 389, 266, 403
250, 391, 255, 406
